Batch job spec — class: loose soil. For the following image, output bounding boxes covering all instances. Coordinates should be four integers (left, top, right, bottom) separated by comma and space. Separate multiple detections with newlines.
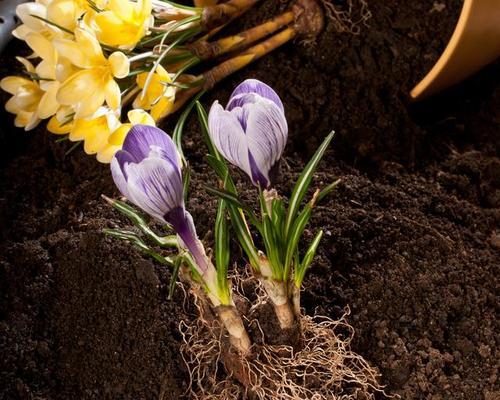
1, 0, 499, 399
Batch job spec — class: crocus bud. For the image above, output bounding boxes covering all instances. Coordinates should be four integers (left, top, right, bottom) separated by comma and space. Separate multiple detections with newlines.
110, 125, 210, 274
208, 79, 288, 189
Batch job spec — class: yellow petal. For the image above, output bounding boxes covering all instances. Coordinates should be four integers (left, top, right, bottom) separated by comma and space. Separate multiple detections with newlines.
53, 37, 87, 68
0, 76, 32, 95
16, 2, 47, 31
14, 111, 40, 129
47, 115, 73, 134
16, 57, 36, 73
47, 0, 81, 31
70, 114, 108, 142
108, 52, 129, 78
74, 89, 105, 119
75, 28, 106, 65
55, 56, 78, 82
128, 109, 155, 125
107, 0, 135, 21
96, 144, 121, 163
151, 96, 174, 121
108, 123, 131, 145
25, 32, 54, 61
104, 78, 121, 110
38, 82, 60, 119
57, 69, 103, 105
12, 24, 32, 40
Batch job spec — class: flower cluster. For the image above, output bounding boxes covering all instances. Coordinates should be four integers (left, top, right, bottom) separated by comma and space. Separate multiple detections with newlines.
0, 0, 159, 162
0, 0, 266, 163
1, 0, 323, 164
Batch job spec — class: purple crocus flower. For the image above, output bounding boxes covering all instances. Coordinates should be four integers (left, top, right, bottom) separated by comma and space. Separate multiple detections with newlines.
208, 79, 288, 189
111, 125, 209, 274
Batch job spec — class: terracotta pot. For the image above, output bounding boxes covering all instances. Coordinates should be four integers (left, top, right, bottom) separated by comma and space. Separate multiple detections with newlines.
411, 0, 500, 100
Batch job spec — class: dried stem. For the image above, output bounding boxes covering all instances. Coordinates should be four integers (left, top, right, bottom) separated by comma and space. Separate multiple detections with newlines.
169, 0, 325, 115
201, 0, 260, 31
190, 11, 295, 60
194, 0, 219, 6
203, 26, 296, 90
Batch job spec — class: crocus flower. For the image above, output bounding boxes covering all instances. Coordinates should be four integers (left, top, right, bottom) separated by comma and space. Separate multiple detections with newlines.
0, 58, 44, 130
85, 0, 152, 49
133, 65, 176, 121
111, 125, 211, 275
208, 79, 288, 189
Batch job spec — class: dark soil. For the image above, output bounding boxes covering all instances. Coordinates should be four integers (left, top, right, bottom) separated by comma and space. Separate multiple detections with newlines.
1, 0, 499, 399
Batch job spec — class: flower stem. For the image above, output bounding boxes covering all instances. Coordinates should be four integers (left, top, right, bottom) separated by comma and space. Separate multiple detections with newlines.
128, 51, 155, 63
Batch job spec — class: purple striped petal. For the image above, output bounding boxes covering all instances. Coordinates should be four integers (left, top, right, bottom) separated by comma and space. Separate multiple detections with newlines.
123, 124, 181, 172
111, 150, 135, 199
208, 101, 251, 177
166, 207, 210, 274
124, 155, 184, 222
228, 79, 284, 112
245, 100, 288, 187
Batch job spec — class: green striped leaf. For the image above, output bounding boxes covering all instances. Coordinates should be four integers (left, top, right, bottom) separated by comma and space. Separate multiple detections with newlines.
284, 131, 335, 238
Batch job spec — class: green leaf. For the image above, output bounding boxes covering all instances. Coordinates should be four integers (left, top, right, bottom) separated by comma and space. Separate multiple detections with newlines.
284, 131, 335, 238
103, 229, 175, 266
183, 165, 191, 203
317, 178, 341, 203
271, 198, 286, 248
283, 203, 313, 281
205, 154, 229, 182
197, 102, 260, 271
105, 197, 177, 248
168, 256, 183, 300
214, 199, 230, 304
295, 230, 323, 287
205, 185, 252, 214
172, 90, 204, 164
205, 184, 262, 232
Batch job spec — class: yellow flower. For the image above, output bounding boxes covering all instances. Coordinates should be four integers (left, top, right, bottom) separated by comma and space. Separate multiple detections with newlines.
47, 106, 74, 134
133, 65, 176, 121
85, 0, 152, 49
98, 109, 156, 163
46, 0, 85, 32
0, 58, 44, 130
13, 0, 71, 40
23, 32, 78, 119
49, 107, 155, 163
54, 28, 130, 118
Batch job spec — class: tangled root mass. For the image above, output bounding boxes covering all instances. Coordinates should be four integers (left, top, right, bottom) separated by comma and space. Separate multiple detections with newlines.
179, 273, 387, 400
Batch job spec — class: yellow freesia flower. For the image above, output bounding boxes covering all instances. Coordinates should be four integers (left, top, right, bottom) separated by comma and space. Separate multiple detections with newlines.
133, 65, 176, 121
54, 28, 130, 118
0, 58, 44, 130
85, 0, 152, 49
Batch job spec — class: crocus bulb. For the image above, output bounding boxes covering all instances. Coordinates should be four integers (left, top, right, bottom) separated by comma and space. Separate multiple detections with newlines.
208, 79, 288, 189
